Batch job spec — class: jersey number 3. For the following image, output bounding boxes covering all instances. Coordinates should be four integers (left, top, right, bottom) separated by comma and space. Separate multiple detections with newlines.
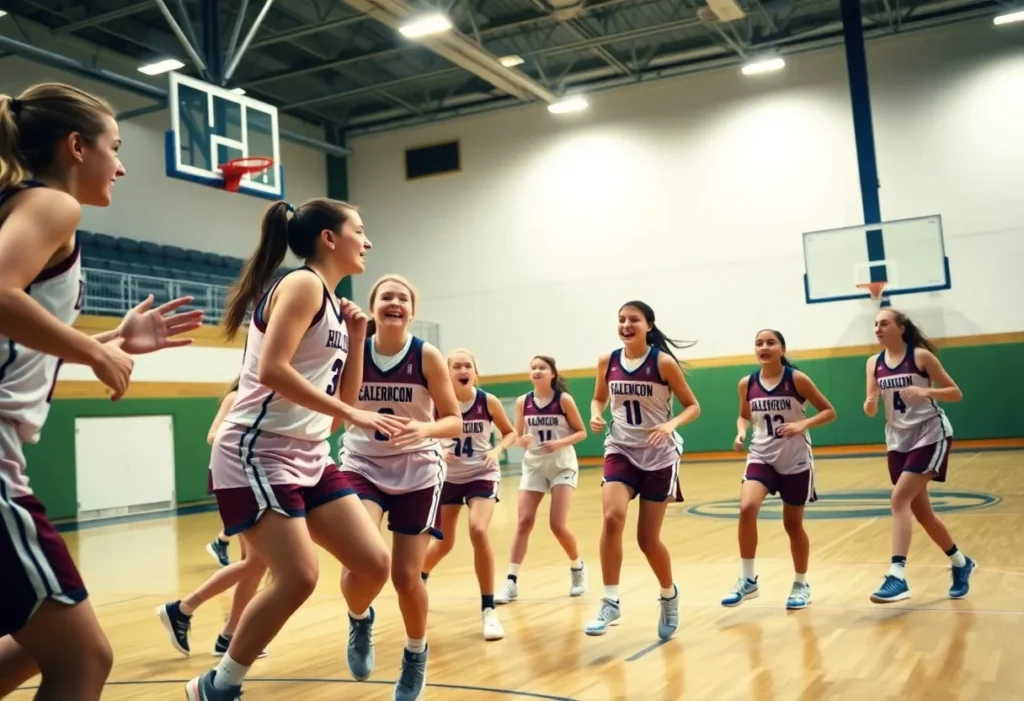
325, 358, 344, 396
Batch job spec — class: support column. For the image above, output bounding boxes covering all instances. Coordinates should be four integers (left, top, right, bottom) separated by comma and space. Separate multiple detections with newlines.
202, 0, 223, 85
840, 0, 889, 306
326, 125, 354, 301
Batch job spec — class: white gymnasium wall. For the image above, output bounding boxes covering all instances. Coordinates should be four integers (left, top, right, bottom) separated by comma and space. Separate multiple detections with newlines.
0, 59, 327, 258
348, 18, 1024, 375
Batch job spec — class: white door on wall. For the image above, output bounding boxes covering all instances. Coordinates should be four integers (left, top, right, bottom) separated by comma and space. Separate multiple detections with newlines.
74, 415, 176, 522
500, 397, 524, 471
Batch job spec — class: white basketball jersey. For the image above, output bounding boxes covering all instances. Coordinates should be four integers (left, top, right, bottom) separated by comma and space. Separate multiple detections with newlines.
874, 347, 952, 452
746, 367, 812, 474
0, 182, 84, 444
225, 269, 349, 442
341, 335, 438, 458
523, 391, 573, 455
444, 389, 496, 483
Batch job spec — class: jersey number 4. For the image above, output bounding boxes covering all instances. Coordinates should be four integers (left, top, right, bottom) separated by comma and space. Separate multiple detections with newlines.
892, 391, 908, 414
452, 436, 473, 458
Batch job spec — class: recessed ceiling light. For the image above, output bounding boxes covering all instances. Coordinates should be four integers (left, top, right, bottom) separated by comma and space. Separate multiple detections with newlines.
230, 87, 246, 95
399, 13, 452, 38
741, 57, 785, 76
499, 55, 524, 68
138, 58, 186, 76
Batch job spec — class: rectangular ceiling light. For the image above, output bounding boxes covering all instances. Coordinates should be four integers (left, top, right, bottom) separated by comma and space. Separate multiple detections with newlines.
741, 57, 785, 76
138, 58, 186, 76
499, 55, 524, 68
399, 13, 452, 38
548, 96, 589, 114
994, 9, 1024, 25
0, 10, 7, 17
231, 87, 247, 95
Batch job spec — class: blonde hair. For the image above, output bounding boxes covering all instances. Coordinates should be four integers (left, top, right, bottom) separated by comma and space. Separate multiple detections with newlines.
367, 274, 418, 336
447, 347, 480, 386
0, 83, 114, 188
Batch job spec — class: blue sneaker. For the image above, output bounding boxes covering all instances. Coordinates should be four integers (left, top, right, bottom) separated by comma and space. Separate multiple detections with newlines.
657, 584, 680, 640
721, 577, 759, 607
207, 539, 230, 567
212, 633, 267, 659
949, 557, 976, 599
185, 670, 241, 700
156, 601, 191, 656
347, 606, 375, 681
394, 645, 428, 701
870, 574, 911, 603
584, 598, 621, 636
785, 582, 812, 610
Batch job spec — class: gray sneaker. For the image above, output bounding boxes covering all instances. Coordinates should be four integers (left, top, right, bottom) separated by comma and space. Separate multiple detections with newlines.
394, 645, 429, 701
347, 606, 375, 681
185, 670, 241, 701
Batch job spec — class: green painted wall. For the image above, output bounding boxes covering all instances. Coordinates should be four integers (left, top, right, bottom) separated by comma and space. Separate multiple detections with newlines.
25, 342, 1023, 522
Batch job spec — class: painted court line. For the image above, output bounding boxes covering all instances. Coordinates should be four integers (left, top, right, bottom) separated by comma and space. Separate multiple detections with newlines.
814, 517, 880, 557
17, 678, 578, 700
625, 639, 672, 662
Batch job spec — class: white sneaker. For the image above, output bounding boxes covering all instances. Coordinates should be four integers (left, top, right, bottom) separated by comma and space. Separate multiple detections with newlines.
482, 608, 505, 640
494, 578, 518, 604
570, 562, 587, 597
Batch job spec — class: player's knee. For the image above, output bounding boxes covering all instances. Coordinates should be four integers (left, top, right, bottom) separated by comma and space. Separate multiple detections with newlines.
363, 543, 391, 583
43, 628, 113, 689
602, 508, 627, 534
738, 500, 761, 521
468, 520, 488, 546
278, 559, 319, 604
636, 527, 662, 554
516, 513, 536, 533
549, 518, 572, 540
391, 562, 423, 595
782, 514, 804, 537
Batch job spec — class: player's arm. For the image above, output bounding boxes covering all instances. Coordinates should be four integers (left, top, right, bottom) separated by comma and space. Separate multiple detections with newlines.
914, 349, 963, 403
0, 189, 108, 365
207, 390, 237, 445
791, 371, 837, 430
554, 392, 588, 448
864, 356, 880, 417
418, 342, 463, 439
513, 395, 530, 447
486, 392, 518, 453
734, 376, 751, 450
258, 272, 404, 436
590, 353, 611, 433
658, 352, 701, 431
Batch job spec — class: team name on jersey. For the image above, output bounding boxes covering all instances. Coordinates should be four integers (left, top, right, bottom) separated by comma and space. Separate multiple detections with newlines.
609, 381, 655, 397
528, 415, 560, 427
359, 384, 414, 403
878, 376, 912, 390
750, 398, 794, 412
463, 419, 487, 434
327, 329, 349, 351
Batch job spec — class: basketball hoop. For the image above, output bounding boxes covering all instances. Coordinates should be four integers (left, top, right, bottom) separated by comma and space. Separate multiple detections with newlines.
856, 281, 890, 308
219, 157, 274, 192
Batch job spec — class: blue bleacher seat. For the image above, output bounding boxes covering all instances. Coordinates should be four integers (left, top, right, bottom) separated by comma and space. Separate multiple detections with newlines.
151, 267, 174, 279
108, 260, 130, 274
128, 263, 153, 277
139, 241, 162, 257
77, 230, 94, 246
92, 233, 117, 250
161, 245, 188, 261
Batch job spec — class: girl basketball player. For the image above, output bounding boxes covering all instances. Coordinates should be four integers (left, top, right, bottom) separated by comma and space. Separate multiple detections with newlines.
0, 83, 203, 700
338, 274, 462, 701
420, 349, 518, 641
722, 329, 836, 611
207, 377, 239, 566
865, 309, 974, 603
494, 355, 588, 606
186, 200, 404, 701
585, 301, 699, 639
158, 375, 271, 661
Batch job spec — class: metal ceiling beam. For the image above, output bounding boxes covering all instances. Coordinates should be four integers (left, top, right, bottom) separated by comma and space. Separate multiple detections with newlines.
248, 13, 372, 50
52, 0, 160, 34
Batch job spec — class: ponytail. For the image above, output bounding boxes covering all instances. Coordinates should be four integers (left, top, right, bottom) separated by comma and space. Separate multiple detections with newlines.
619, 300, 696, 368
890, 310, 938, 354
533, 355, 568, 394
223, 197, 359, 340
0, 95, 28, 187
223, 202, 290, 339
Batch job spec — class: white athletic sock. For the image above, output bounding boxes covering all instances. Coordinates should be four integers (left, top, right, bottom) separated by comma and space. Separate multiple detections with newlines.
349, 609, 369, 620
889, 561, 907, 580
509, 563, 521, 577
406, 637, 427, 654
213, 654, 250, 689
571, 558, 584, 569
742, 558, 756, 582
794, 572, 808, 585
604, 585, 620, 601
948, 550, 967, 568
660, 585, 676, 599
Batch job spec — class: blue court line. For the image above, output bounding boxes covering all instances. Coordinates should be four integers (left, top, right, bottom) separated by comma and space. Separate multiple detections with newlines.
17, 678, 578, 699
625, 638, 672, 662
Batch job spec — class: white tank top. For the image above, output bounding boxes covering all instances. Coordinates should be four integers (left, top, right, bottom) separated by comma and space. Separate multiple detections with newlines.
746, 367, 812, 474
603, 347, 682, 470
341, 335, 438, 457
0, 182, 84, 444
523, 391, 573, 454
444, 388, 497, 483
874, 347, 953, 452
225, 268, 350, 442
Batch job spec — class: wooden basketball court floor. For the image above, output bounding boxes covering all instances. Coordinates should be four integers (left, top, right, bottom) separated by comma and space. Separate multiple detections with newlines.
11, 449, 1024, 700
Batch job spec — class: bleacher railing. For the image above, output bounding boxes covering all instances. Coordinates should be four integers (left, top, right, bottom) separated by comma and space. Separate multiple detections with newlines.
82, 268, 442, 348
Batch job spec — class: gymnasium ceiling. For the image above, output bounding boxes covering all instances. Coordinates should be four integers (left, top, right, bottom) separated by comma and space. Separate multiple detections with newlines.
0, 0, 1011, 136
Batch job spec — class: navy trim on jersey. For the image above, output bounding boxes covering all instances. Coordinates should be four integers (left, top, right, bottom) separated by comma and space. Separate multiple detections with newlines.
0, 180, 45, 209
365, 335, 425, 382
0, 340, 16, 383
251, 268, 328, 333
478, 389, 493, 421
237, 392, 276, 510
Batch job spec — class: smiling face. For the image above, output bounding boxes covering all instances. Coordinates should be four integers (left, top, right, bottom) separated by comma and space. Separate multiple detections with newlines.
448, 350, 477, 389
874, 309, 903, 347
529, 356, 555, 391
618, 304, 651, 349
370, 278, 415, 333
73, 114, 125, 207
754, 329, 785, 367
326, 207, 371, 275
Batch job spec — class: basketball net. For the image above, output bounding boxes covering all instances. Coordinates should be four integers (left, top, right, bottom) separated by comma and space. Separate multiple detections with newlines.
856, 281, 891, 309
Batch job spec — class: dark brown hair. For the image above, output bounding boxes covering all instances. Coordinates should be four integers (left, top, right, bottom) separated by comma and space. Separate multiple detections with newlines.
532, 355, 568, 394
223, 198, 357, 339
619, 300, 695, 368
0, 83, 114, 188
756, 329, 797, 369
886, 309, 939, 354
